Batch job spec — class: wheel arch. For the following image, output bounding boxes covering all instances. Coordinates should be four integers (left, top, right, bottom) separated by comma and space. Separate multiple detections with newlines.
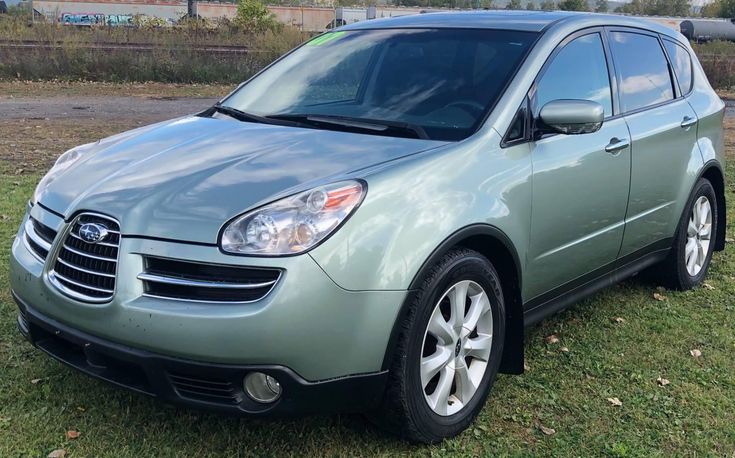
699, 161, 726, 252
381, 224, 526, 375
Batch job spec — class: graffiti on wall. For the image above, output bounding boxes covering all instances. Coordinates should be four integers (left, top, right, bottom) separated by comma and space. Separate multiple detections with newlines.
60, 12, 134, 26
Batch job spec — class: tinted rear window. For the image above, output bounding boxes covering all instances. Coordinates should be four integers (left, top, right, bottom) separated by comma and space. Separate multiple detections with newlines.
609, 31, 674, 113
664, 39, 693, 95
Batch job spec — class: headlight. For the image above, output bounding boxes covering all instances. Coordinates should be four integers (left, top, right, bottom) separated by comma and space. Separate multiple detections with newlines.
221, 180, 366, 256
32, 145, 90, 205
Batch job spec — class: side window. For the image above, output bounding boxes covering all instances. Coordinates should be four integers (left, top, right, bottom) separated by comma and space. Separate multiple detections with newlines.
609, 31, 675, 113
663, 39, 693, 95
535, 33, 613, 118
504, 104, 527, 144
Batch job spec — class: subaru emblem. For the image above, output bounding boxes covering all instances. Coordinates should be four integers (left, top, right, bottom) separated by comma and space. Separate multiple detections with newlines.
78, 223, 109, 244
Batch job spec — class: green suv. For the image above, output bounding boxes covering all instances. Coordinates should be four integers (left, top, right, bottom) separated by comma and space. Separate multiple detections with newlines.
11, 12, 726, 443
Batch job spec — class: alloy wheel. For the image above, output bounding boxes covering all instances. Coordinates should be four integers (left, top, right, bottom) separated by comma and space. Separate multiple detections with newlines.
685, 196, 712, 277
420, 280, 493, 416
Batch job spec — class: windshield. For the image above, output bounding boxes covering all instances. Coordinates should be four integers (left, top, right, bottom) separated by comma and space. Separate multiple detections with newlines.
222, 28, 537, 141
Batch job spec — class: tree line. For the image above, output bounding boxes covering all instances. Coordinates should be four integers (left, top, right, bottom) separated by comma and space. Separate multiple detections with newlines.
386, 0, 735, 17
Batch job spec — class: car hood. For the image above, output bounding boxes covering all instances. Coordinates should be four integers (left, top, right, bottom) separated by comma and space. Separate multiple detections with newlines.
39, 116, 446, 244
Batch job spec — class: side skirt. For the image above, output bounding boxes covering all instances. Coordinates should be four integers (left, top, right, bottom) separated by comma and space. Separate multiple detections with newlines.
523, 239, 672, 327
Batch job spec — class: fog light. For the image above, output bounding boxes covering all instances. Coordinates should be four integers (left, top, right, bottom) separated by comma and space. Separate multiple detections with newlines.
243, 372, 282, 403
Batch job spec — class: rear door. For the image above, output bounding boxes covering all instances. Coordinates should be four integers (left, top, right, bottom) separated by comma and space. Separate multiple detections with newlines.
607, 29, 700, 257
524, 30, 632, 301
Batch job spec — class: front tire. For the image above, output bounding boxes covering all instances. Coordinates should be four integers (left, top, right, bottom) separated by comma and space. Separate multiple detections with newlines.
372, 248, 505, 443
660, 178, 718, 290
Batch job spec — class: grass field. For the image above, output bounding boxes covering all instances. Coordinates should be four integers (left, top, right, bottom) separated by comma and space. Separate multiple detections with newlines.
0, 85, 733, 457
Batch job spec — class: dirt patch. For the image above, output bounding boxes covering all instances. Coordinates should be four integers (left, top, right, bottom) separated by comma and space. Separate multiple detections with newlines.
0, 80, 235, 98
0, 119, 142, 173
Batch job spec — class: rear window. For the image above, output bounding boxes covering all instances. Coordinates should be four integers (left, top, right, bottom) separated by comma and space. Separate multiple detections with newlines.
609, 31, 675, 113
663, 39, 694, 95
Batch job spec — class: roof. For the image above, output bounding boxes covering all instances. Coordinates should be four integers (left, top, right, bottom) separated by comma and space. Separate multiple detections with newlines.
339, 10, 681, 40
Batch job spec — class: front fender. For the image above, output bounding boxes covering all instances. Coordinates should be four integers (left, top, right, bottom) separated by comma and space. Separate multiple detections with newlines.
309, 130, 532, 292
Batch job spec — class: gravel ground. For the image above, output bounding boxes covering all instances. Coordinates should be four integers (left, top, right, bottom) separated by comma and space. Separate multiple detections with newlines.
0, 95, 220, 123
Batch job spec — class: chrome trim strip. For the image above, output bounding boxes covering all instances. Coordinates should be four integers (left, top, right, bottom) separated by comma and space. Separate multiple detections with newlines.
50, 270, 113, 293
68, 231, 119, 248
56, 257, 116, 278
48, 271, 112, 303
24, 218, 52, 251
61, 243, 117, 262
22, 233, 47, 264
137, 272, 277, 289
141, 292, 267, 305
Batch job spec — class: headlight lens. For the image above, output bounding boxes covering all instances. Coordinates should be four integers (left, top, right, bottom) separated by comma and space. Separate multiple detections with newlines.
32, 145, 89, 205
221, 180, 366, 256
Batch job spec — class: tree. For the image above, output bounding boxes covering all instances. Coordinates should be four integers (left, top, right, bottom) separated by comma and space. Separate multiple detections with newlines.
235, 0, 279, 32
719, 0, 735, 17
558, 0, 589, 11
595, 0, 608, 12
701, 0, 722, 17
506, 0, 523, 9
617, 0, 691, 16
526, 1, 537, 9
540, 0, 556, 10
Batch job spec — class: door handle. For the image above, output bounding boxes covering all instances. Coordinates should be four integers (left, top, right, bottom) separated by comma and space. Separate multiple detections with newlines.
605, 137, 630, 154
681, 116, 698, 129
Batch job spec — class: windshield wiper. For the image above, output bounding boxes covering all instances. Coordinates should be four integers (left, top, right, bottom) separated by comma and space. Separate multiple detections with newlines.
266, 113, 430, 140
209, 104, 305, 128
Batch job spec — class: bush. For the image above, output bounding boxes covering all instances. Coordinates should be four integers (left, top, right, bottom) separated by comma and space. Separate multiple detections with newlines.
0, 16, 306, 83
694, 41, 735, 90
235, 0, 280, 33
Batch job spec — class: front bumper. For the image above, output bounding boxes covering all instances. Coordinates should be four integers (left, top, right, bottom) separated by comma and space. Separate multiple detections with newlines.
15, 294, 387, 415
11, 204, 407, 411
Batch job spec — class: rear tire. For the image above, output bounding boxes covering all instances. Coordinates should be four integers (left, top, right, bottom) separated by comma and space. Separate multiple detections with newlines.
659, 178, 718, 290
371, 248, 505, 443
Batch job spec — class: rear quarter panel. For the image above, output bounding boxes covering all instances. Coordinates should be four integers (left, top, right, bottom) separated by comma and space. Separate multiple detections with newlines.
686, 42, 726, 169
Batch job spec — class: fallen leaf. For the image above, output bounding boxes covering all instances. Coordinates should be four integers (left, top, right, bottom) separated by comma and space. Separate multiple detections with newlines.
523, 362, 530, 372
653, 292, 666, 301
31, 378, 44, 385
607, 397, 623, 407
76, 406, 86, 412
702, 282, 715, 290
560, 346, 569, 353
613, 317, 626, 323
725, 237, 734, 243
539, 424, 556, 436
545, 334, 560, 344
657, 377, 670, 386
65, 430, 80, 440
690, 349, 702, 358
48, 450, 66, 458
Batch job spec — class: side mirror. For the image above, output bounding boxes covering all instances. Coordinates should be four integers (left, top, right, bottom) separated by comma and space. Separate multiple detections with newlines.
538, 99, 604, 135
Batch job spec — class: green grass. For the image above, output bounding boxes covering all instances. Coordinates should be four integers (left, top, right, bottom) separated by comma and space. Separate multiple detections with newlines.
0, 122, 733, 456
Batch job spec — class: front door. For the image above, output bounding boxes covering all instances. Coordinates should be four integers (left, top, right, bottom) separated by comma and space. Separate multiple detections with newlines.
524, 31, 632, 301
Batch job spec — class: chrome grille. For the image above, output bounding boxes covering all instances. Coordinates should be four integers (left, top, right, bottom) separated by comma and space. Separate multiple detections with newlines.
138, 257, 281, 303
49, 213, 120, 303
23, 216, 58, 262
